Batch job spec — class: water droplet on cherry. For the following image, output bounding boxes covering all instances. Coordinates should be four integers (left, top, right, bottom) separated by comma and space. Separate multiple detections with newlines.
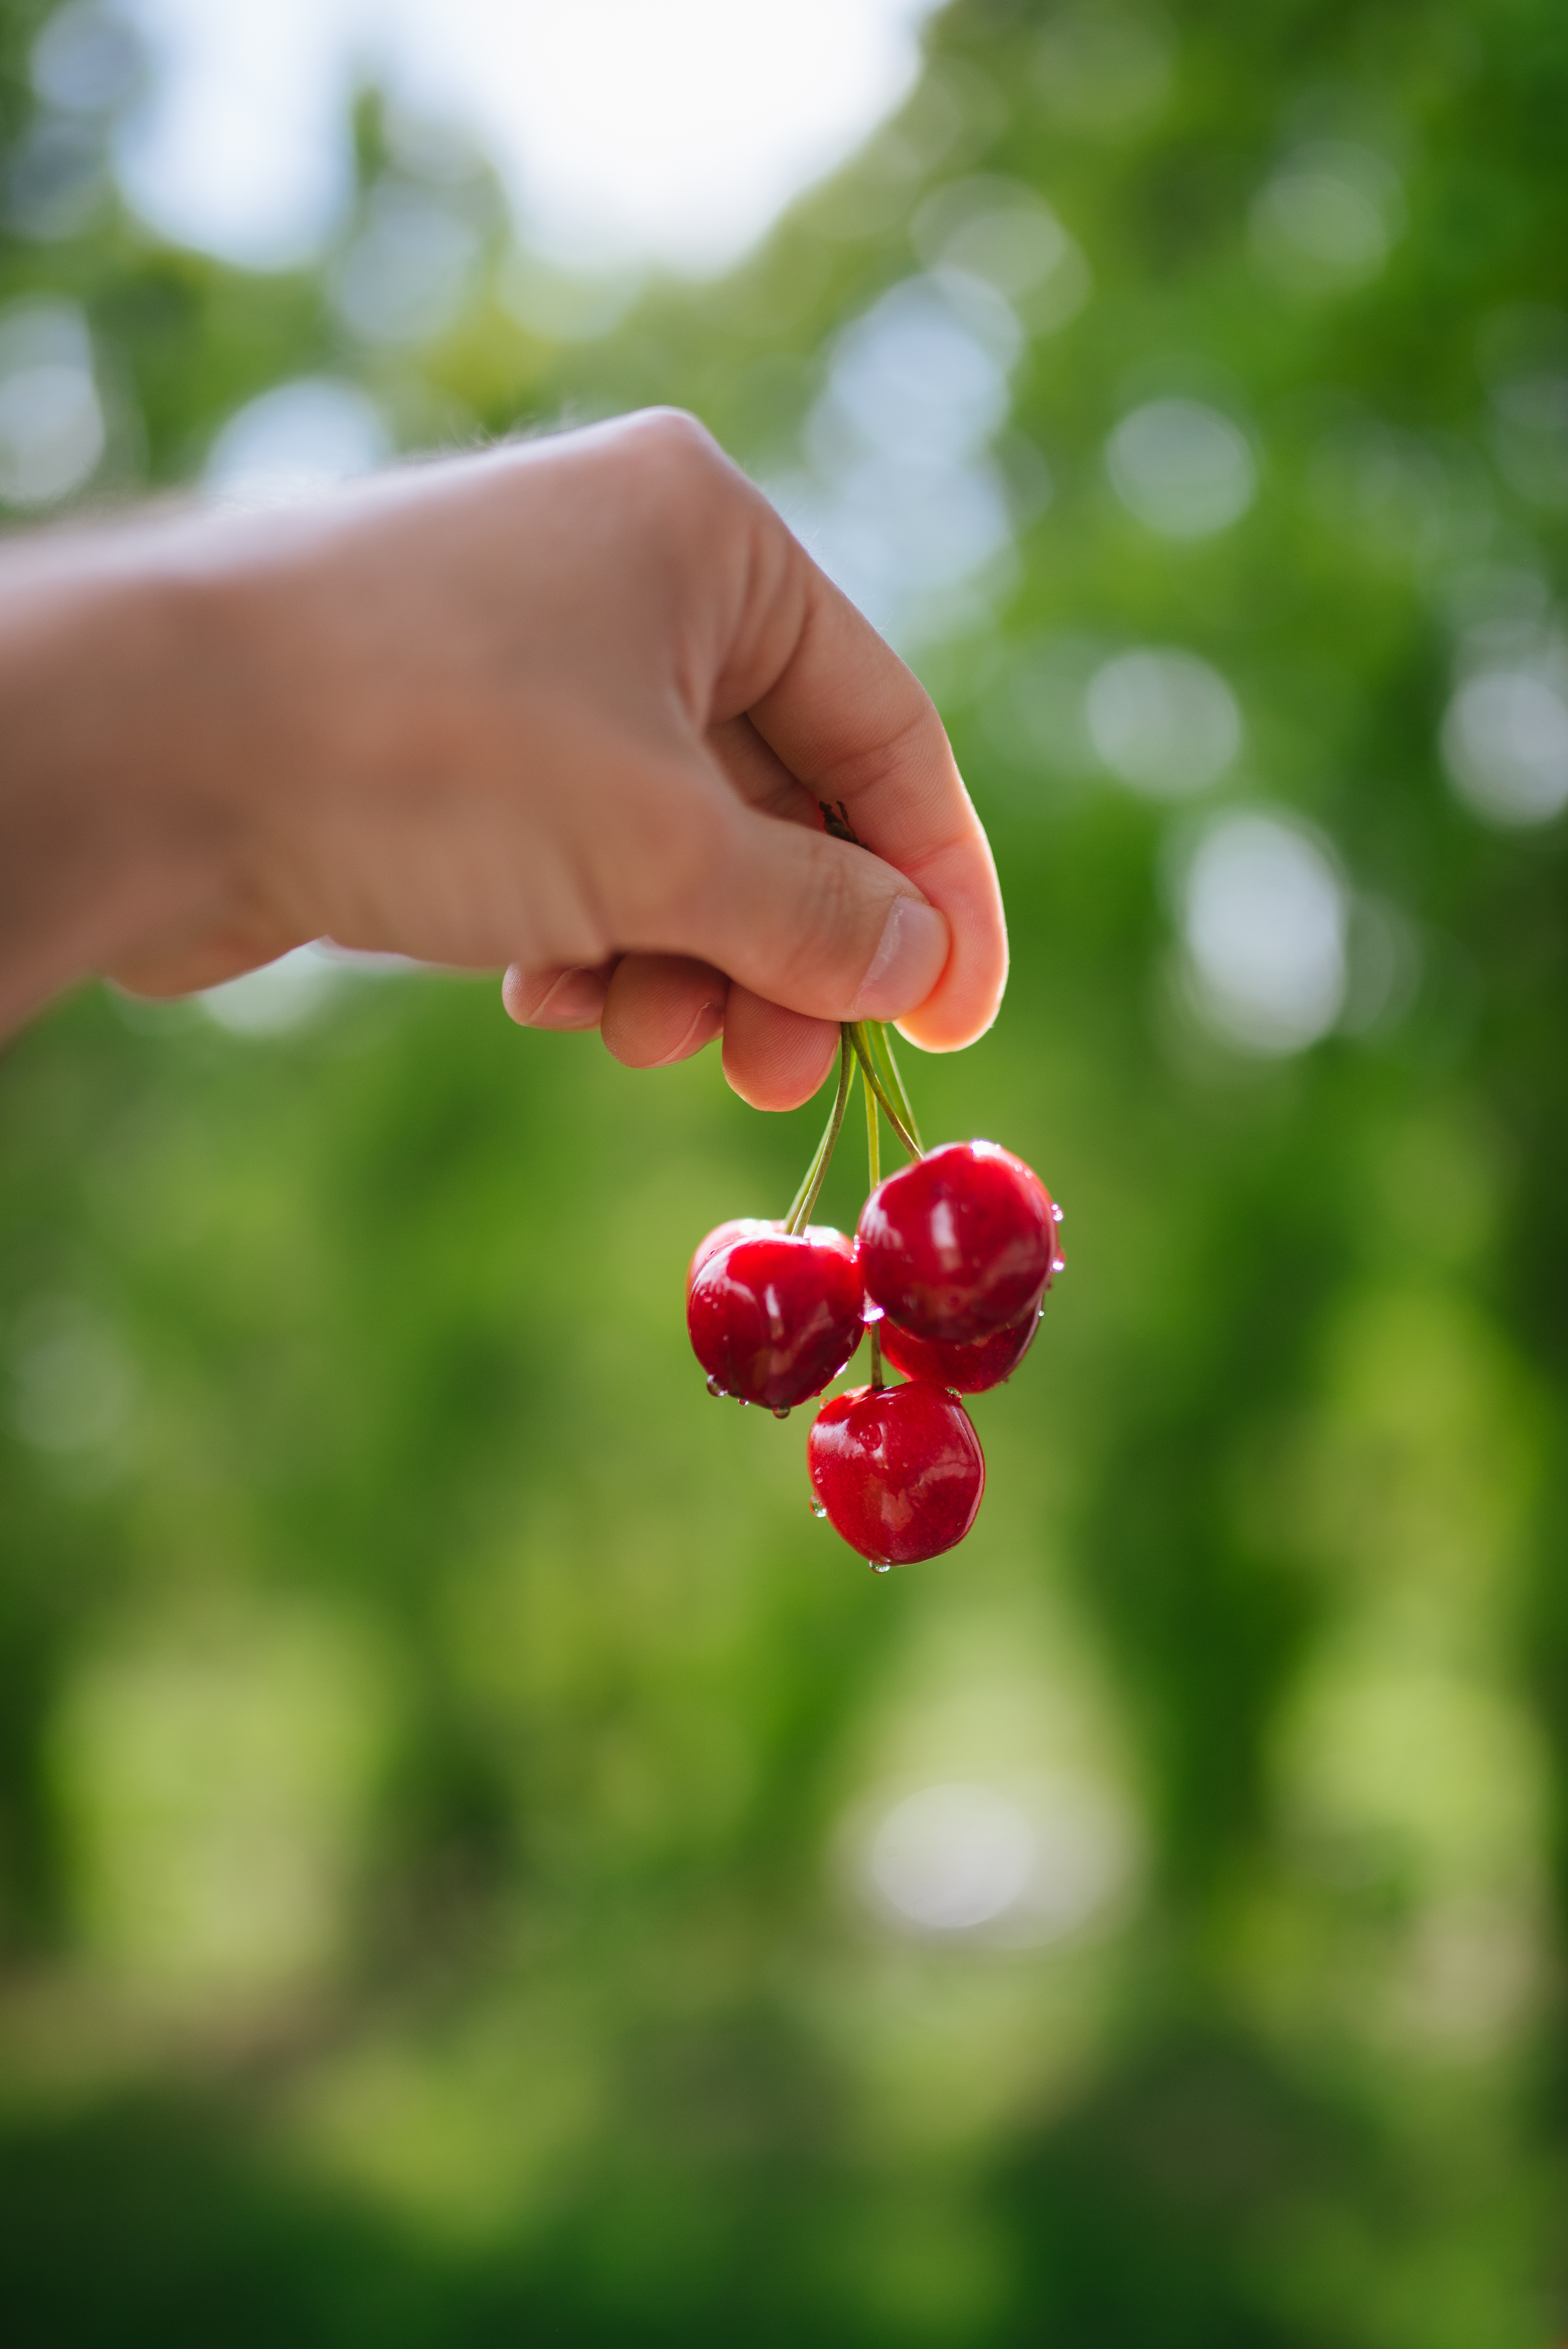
773, 1405, 791, 1420
1052, 1257, 1065, 1274
809, 1385, 986, 1563
811, 1498, 828, 1518
706, 1373, 727, 1398
687, 1227, 865, 1409
1052, 1202, 1064, 1223
857, 1141, 1055, 1343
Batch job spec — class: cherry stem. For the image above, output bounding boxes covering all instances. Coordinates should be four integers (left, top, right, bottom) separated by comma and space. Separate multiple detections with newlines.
863, 1057, 884, 1388
784, 1025, 855, 1234
846, 1024, 921, 1160
779, 806, 922, 1354
816, 800, 924, 1158
867, 1019, 923, 1153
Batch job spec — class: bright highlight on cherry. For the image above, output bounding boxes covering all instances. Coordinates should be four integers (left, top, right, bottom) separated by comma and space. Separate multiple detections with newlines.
685, 803, 1063, 1576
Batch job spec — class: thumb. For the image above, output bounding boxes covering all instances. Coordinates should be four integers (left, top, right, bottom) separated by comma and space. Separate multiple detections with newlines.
655, 796, 951, 1025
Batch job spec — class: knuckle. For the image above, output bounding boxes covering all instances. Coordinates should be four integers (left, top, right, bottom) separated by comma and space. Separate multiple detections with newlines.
616, 407, 724, 497
593, 412, 737, 604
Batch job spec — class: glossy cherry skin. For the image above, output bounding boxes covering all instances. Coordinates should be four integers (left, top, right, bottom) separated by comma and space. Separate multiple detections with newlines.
878, 1283, 1046, 1393
687, 1218, 776, 1293
857, 1141, 1056, 1344
688, 1228, 864, 1409
808, 1381, 985, 1564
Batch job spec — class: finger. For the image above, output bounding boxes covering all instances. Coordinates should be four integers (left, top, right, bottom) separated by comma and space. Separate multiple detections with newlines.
721, 984, 839, 1112
703, 712, 965, 1041
717, 523, 1008, 1050
600, 953, 727, 1067
705, 711, 819, 827
106, 923, 311, 999
883, 822, 1007, 1055
502, 957, 618, 1031
639, 785, 951, 1031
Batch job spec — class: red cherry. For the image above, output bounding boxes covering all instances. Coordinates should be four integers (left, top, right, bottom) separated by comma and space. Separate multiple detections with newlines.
808, 1381, 985, 1565
857, 1140, 1056, 1343
878, 1284, 1046, 1392
688, 1227, 864, 1410
687, 1218, 776, 1293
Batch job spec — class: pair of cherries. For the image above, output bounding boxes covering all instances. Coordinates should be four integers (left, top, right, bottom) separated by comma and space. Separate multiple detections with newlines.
687, 1139, 1061, 1571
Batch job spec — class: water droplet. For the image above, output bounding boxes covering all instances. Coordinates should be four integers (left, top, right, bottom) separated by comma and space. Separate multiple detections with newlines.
868, 1558, 892, 1574
706, 1374, 727, 1398
739, 1398, 750, 1407
1037, 1305, 1046, 1322
1052, 1258, 1066, 1275
811, 1498, 828, 1519
1052, 1202, 1064, 1223
773, 1405, 791, 1420
863, 1302, 886, 1323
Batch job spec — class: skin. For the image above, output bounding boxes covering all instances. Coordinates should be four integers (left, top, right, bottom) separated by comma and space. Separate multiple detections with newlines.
0, 408, 1007, 1109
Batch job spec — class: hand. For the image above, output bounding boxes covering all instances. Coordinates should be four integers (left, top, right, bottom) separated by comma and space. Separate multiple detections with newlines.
0, 411, 1007, 1105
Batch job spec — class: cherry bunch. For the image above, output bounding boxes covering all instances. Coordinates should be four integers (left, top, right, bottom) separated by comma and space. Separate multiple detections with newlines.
687, 848, 1061, 1575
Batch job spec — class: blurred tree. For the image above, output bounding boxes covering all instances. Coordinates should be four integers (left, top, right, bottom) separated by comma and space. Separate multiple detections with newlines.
3, 1, 1568, 2343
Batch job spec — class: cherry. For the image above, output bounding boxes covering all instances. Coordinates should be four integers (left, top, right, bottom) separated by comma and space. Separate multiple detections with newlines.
687, 1218, 776, 1292
878, 1284, 1046, 1393
809, 1381, 985, 1565
857, 1140, 1056, 1344
688, 1227, 864, 1410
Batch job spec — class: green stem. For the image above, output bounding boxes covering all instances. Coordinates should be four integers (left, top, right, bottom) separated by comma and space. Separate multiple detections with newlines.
816, 799, 924, 1157
784, 1026, 854, 1233
863, 1060, 884, 1388
866, 1020, 923, 1154
846, 1024, 921, 1160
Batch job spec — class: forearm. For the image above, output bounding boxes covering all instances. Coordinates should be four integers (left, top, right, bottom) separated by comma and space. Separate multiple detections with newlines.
0, 525, 236, 1036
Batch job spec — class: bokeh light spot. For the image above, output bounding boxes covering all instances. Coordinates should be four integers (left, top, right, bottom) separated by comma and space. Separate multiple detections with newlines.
202, 377, 389, 509
198, 943, 344, 1034
1251, 141, 1404, 293
1181, 810, 1348, 1054
1442, 664, 1568, 828
32, 3, 145, 115
1106, 397, 1256, 538
0, 298, 104, 505
1086, 646, 1242, 797
863, 1777, 1136, 1942
113, 0, 945, 274
911, 174, 1092, 337
773, 272, 1020, 644
330, 180, 481, 346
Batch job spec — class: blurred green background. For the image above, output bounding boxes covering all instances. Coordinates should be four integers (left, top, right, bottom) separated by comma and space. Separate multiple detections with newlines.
4, 0, 1568, 2340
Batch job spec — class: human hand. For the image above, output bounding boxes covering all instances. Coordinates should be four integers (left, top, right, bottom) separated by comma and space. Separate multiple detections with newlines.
0, 411, 1006, 1105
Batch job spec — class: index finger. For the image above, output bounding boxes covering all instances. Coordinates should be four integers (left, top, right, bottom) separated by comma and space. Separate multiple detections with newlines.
721, 520, 1008, 1052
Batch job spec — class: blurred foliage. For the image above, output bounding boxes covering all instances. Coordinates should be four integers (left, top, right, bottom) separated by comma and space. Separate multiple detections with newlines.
4, 0, 1568, 2341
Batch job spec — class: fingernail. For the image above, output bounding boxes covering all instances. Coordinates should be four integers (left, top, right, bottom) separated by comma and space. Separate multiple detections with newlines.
848, 897, 949, 1022
532, 967, 607, 1028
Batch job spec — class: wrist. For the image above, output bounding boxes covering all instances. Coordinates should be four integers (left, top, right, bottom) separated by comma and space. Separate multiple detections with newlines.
0, 523, 245, 1034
